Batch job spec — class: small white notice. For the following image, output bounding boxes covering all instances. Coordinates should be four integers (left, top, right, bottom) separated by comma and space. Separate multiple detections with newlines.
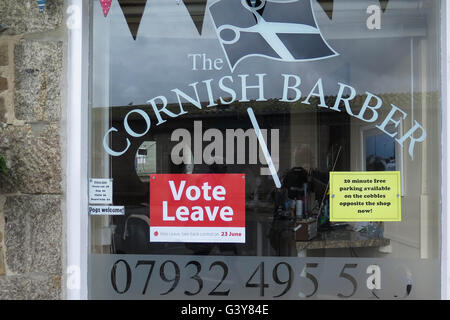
89, 206, 125, 216
89, 178, 113, 204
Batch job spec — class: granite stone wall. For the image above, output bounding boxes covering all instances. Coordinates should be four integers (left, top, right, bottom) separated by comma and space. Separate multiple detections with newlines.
0, 0, 65, 299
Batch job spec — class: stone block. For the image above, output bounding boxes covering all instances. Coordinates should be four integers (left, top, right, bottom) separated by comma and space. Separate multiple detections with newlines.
0, 123, 62, 194
21, 273, 61, 300
0, 246, 5, 276
14, 39, 63, 122
0, 273, 60, 300
0, 44, 8, 66
0, 77, 7, 93
0, 0, 64, 35
0, 97, 5, 123
4, 194, 62, 275
0, 275, 25, 299
0, 125, 27, 194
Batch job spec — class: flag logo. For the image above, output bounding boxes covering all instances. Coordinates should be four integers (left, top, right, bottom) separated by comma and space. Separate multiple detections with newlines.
209, 0, 338, 71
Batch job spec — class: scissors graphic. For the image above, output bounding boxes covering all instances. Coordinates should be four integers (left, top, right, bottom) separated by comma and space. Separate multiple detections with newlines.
217, 0, 320, 61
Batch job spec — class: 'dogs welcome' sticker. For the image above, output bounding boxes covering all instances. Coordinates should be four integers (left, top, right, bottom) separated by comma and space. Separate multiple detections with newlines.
330, 171, 401, 222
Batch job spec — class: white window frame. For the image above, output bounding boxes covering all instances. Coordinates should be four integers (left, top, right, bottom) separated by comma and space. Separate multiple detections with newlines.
66, 0, 89, 300
440, 0, 450, 301
65, 0, 450, 300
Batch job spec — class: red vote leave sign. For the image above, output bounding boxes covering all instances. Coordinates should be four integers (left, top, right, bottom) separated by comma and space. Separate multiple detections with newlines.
150, 174, 246, 243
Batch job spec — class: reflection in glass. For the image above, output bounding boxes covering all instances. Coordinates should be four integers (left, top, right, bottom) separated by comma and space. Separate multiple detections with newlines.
135, 141, 157, 182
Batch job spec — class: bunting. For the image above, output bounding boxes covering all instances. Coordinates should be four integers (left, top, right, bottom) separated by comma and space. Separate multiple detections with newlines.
99, 0, 113, 17
317, 0, 390, 20
101, 0, 393, 40
379, 0, 389, 12
36, 0, 47, 12
118, 0, 148, 40
182, 0, 208, 35
181, 0, 390, 27
317, 0, 334, 20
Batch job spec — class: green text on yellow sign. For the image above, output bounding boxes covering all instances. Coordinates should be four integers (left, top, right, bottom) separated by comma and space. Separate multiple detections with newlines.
329, 171, 401, 222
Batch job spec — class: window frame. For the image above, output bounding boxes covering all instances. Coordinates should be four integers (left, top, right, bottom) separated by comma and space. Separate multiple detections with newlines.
66, 0, 90, 300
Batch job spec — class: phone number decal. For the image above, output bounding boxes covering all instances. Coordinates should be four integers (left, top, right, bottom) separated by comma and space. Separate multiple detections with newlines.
99, 257, 419, 300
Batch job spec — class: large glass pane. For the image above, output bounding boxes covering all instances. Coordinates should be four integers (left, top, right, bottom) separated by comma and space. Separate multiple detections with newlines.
89, 0, 441, 299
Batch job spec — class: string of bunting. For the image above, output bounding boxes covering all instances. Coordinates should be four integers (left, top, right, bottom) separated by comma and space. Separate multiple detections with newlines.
99, 0, 391, 40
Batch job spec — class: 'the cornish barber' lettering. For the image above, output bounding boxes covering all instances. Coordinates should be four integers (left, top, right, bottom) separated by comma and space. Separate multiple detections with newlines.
103, 73, 426, 160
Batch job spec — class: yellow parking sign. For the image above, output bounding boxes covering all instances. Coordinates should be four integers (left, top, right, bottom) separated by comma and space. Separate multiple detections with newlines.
329, 171, 402, 222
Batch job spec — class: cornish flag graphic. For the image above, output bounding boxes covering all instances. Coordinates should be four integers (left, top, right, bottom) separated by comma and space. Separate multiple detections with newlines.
209, 0, 338, 71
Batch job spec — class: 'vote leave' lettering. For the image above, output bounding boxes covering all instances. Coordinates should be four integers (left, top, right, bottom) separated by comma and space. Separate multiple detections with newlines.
168, 181, 226, 201
162, 201, 233, 222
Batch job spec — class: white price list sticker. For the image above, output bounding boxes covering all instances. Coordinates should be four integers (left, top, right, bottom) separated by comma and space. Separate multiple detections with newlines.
89, 179, 113, 204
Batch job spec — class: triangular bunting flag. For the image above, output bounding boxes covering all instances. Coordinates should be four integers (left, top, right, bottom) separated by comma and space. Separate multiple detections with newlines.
317, 0, 333, 20
317, 0, 390, 20
118, 0, 148, 40
36, 0, 47, 12
99, 0, 112, 17
182, 0, 208, 35
379, 0, 389, 13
